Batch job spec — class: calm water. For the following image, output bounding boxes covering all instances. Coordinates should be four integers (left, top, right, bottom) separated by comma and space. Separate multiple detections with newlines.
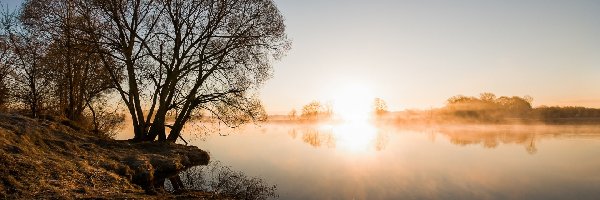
119, 122, 600, 199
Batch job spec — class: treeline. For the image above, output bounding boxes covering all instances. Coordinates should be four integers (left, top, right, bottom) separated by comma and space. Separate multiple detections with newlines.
395, 93, 600, 124
441, 93, 533, 122
0, 3, 122, 136
287, 101, 333, 121
534, 106, 600, 123
286, 98, 389, 121
0, 0, 288, 142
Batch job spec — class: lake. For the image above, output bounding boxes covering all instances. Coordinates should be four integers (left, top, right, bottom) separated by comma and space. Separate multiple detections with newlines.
118, 122, 600, 199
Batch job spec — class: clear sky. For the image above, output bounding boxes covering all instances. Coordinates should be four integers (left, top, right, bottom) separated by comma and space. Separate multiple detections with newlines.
260, 0, 600, 114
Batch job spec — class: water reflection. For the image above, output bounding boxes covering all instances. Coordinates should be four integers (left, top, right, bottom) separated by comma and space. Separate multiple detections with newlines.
286, 123, 600, 154
288, 122, 389, 152
120, 123, 600, 199
165, 161, 278, 200
431, 125, 600, 154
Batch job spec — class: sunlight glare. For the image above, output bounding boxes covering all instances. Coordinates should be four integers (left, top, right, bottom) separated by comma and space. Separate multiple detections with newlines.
332, 84, 374, 122
331, 122, 377, 152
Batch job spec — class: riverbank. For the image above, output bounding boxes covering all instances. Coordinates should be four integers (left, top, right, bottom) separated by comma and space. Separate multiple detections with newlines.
0, 113, 210, 199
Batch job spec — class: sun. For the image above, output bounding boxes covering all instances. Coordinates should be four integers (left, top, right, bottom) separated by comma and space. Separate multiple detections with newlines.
331, 84, 374, 122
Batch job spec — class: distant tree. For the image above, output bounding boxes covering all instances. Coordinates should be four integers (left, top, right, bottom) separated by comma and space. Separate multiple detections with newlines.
532, 106, 600, 121
446, 95, 481, 111
523, 95, 533, 104
373, 97, 388, 115
443, 93, 533, 122
447, 95, 477, 105
301, 101, 322, 121
495, 96, 532, 116
321, 102, 333, 119
287, 109, 297, 120
479, 92, 496, 102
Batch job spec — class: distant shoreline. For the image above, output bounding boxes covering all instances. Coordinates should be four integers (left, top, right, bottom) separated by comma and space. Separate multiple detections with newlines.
266, 115, 600, 125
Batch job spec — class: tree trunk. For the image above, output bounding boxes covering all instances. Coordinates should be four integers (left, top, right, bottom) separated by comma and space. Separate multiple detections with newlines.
146, 118, 166, 142
166, 125, 180, 142
167, 111, 191, 142
129, 105, 145, 141
169, 176, 184, 191
86, 101, 99, 133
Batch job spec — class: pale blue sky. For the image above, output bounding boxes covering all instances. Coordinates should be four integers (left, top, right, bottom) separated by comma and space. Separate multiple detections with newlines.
3, 0, 600, 113
261, 0, 600, 113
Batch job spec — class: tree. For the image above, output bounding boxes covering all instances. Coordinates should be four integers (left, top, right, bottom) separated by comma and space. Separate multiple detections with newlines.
301, 101, 322, 121
447, 95, 477, 105
443, 93, 533, 121
495, 96, 532, 117
21, 0, 117, 122
479, 92, 496, 102
1, 9, 51, 117
321, 102, 333, 119
82, 0, 289, 142
287, 109, 297, 120
0, 34, 12, 110
84, 97, 125, 138
373, 97, 388, 115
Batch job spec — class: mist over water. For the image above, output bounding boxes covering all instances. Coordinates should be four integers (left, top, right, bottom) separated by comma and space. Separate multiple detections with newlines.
116, 122, 600, 199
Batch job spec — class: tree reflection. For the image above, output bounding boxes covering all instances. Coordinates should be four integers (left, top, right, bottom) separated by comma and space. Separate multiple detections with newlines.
289, 124, 600, 154
289, 123, 389, 151
302, 129, 336, 148
433, 125, 600, 154
166, 161, 278, 200
374, 132, 389, 151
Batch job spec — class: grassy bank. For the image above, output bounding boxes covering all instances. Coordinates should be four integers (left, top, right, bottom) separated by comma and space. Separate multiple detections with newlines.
0, 113, 210, 199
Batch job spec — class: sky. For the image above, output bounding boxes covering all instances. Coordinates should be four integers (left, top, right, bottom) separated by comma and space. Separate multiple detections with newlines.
260, 0, 600, 114
3, 0, 600, 114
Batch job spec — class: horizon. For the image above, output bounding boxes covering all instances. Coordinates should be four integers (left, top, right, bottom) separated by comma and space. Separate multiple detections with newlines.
3, 0, 599, 115
261, 0, 600, 114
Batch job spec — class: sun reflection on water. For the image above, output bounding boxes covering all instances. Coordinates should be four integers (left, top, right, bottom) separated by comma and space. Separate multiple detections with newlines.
329, 122, 378, 152
298, 121, 388, 154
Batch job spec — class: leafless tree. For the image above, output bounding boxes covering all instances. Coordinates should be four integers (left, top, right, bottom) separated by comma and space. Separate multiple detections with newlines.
21, 0, 115, 121
373, 97, 388, 115
287, 109, 297, 121
80, 0, 289, 142
1, 9, 51, 117
0, 35, 12, 110
301, 101, 323, 121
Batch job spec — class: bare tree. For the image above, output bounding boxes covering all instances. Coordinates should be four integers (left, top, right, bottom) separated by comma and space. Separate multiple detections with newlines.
301, 101, 322, 121
21, 0, 115, 121
373, 97, 388, 115
287, 109, 297, 121
479, 92, 496, 103
84, 96, 125, 138
1, 10, 51, 117
81, 0, 288, 142
0, 34, 12, 110
42, 36, 114, 121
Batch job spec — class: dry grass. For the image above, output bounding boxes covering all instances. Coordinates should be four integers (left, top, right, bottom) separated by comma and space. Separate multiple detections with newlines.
0, 113, 210, 199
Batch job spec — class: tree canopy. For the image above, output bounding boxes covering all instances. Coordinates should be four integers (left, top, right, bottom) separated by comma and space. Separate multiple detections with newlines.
1, 0, 289, 142
88, 0, 289, 142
